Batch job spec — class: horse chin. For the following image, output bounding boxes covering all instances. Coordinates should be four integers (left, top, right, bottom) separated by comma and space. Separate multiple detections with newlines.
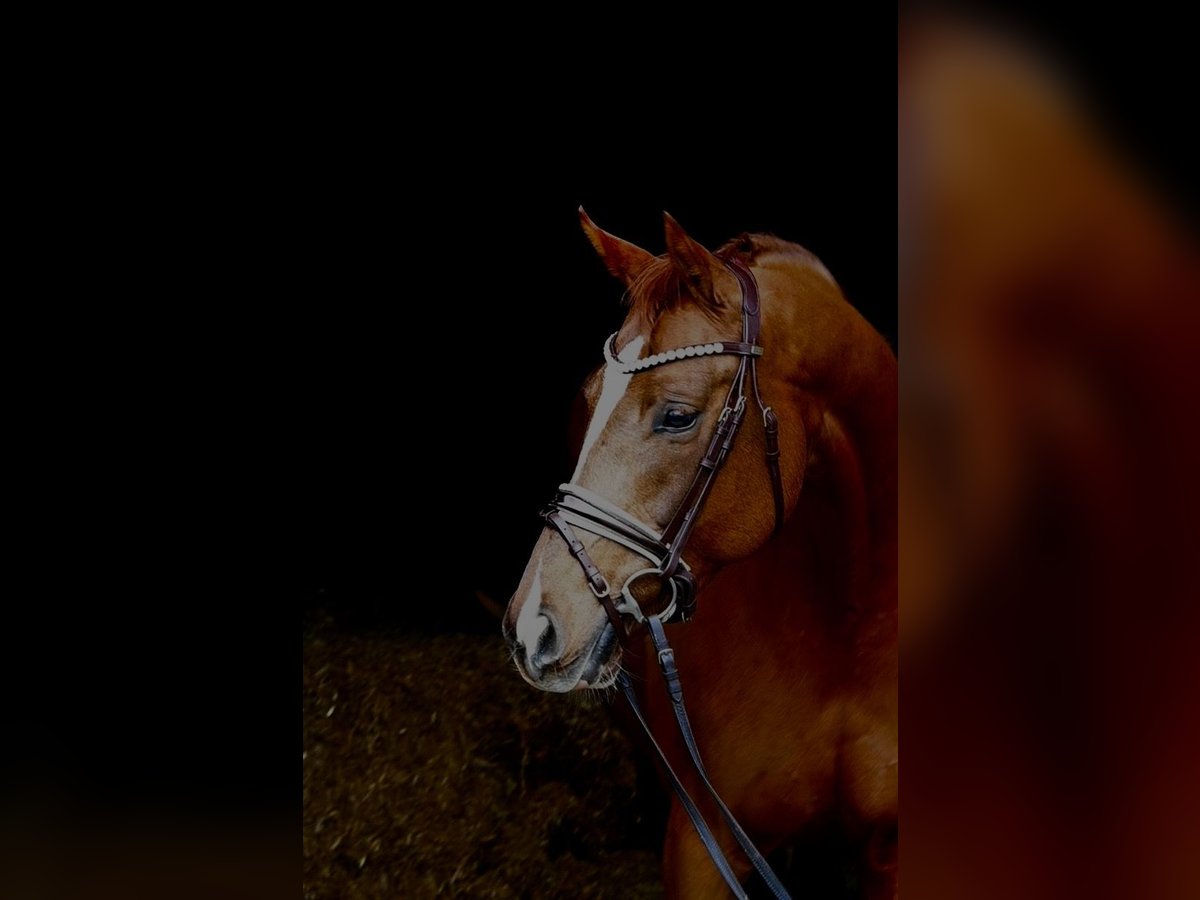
577, 661, 621, 691
575, 621, 621, 691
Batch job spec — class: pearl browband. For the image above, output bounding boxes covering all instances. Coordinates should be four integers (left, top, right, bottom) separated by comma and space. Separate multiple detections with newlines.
604, 332, 765, 375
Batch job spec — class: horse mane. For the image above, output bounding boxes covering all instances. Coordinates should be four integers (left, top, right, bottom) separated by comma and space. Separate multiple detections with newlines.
623, 232, 827, 332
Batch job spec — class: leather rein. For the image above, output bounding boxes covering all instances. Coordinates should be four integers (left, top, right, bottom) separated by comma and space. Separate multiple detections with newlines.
539, 258, 791, 899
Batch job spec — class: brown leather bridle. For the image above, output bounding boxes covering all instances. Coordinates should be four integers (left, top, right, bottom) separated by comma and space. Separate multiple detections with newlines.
536, 258, 792, 899
541, 258, 784, 627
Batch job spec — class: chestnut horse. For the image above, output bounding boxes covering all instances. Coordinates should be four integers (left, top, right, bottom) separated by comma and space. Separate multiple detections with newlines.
502, 212, 897, 898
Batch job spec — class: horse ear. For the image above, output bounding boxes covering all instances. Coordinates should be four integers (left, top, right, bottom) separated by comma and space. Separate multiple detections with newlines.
579, 207, 655, 286
663, 212, 729, 308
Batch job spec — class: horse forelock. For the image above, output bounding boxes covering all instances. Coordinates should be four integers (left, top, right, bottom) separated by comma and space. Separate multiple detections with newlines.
619, 233, 831, 343
621, 255, 707, 336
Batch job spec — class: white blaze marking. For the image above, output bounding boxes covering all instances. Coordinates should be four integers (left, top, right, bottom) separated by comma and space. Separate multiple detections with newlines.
571, 335, 645, 481
515, 557, 550, 652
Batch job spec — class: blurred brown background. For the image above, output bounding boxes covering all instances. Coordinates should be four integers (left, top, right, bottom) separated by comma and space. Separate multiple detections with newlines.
900, 8, 1200, 899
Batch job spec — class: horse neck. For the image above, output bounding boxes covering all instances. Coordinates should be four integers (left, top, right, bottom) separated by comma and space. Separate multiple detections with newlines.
776, 281, 898, 615
808, 372, 897, 613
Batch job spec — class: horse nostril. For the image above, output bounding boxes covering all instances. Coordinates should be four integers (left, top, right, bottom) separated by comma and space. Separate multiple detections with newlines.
535, 621, 558, 662
527, 614, 562, 675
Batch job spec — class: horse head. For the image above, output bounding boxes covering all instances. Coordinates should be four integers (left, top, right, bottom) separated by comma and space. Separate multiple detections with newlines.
502, 211, 875, 692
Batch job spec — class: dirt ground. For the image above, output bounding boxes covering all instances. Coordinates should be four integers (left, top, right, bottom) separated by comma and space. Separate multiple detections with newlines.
303, 614, 664, 899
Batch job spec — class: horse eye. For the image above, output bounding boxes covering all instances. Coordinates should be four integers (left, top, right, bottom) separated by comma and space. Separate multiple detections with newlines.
659, 408, 699, 432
